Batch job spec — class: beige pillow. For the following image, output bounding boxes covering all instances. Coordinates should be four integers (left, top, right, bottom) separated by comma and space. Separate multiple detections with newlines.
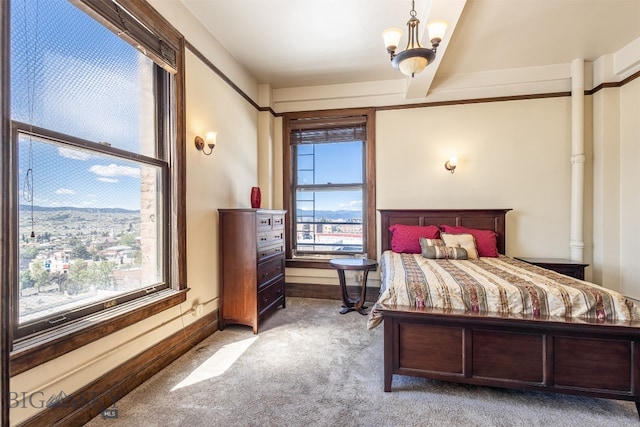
440, 233, 478, 259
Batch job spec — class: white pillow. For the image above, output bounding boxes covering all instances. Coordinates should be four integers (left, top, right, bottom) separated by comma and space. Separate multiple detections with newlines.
440, 233, 478, 259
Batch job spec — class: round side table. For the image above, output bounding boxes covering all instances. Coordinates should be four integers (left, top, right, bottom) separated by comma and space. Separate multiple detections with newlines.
329, 258, 378, 315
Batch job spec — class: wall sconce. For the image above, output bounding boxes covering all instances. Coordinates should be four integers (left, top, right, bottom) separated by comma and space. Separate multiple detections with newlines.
444, 157, 457, 174
195, 131, 217, 156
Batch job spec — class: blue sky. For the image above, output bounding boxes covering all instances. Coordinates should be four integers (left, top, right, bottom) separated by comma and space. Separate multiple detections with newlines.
12, 0, 150, 211
18, 135, 147, 211
296, 141, 364, 212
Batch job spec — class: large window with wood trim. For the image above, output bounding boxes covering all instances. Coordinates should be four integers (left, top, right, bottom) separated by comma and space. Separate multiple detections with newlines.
283, 109, 376, 263
6, 0, 185, 346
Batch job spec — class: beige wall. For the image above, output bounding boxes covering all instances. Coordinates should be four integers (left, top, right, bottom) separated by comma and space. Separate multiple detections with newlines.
376, 98, 574, 259
185, 49, 259, 313
592, 77, 640, 298
592, 87, 622, 292
619, 77, 640, 298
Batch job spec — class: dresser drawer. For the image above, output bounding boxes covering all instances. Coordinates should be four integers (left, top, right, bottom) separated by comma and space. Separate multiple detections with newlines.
272, 214, 285, 229
258, 256, 285, 289
257, 229, 284, 248
257, 214, 274, 231
258, 243, 284, 261
258, 278, 284, 313
257, 213, 286, 231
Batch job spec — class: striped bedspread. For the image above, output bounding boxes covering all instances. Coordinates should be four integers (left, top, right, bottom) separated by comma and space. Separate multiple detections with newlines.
367, 251, 640, 329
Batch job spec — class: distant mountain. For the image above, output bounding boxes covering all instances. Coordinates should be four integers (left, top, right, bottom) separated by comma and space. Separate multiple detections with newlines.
296, 209, 361, 221
19, 205, 139, 214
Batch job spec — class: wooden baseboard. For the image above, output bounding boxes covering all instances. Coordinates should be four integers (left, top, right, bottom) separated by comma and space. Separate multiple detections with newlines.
285, 282, 380, 303
17, 310, 219, 427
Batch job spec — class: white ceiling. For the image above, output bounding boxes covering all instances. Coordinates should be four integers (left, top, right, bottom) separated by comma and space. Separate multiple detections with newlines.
179, 0, 640, 100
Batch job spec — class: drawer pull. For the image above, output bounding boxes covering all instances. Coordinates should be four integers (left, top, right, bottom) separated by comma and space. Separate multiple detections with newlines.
259, 218, 272, 226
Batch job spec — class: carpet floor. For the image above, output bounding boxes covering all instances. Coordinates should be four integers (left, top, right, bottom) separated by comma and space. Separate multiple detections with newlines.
86, 297, 639, 426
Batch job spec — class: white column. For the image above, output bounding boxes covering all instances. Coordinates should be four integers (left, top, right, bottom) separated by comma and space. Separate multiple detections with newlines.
570, 58, 585, 262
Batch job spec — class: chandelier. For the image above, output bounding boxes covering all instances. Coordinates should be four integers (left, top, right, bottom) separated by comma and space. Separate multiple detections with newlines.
382, 1, 447, 77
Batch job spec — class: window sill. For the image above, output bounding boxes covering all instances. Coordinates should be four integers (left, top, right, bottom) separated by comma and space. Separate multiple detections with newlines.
286, 259, 334, 269
10, 288, 188, 376
286, 256, 372, 269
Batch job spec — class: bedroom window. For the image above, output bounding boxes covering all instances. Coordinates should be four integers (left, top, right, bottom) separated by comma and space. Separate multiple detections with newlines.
283, 109, 376, 263
6, 0, 186, 347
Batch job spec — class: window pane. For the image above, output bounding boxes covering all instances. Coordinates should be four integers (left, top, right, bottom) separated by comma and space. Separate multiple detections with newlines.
17, 134, 163, 325
10, 0, 169, 335
295, 189, 363, 253
286, 111, 374, 260
295, 141, 363, 185
11, 0, 156, 157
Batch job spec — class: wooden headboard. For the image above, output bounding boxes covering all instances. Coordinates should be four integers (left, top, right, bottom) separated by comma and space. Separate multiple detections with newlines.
379, 209, 512, 255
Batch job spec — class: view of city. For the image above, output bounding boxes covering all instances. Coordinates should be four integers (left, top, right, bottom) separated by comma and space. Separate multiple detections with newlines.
18, 206, 147, 323
295, 209, 363, 253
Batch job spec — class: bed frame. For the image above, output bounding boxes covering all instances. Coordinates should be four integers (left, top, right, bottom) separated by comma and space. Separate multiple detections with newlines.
378, 209, 640, 416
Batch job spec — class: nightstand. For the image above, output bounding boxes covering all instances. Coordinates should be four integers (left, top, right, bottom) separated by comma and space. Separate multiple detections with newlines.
514, 257, 589, 280
329, 258, 377, 315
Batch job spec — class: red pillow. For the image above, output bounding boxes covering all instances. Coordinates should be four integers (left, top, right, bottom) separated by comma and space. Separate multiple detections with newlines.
389, 224, 440, 253
440, 225, 499, 257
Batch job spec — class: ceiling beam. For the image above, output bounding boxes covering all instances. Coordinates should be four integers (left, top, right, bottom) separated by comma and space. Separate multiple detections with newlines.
405, 0, 467, 99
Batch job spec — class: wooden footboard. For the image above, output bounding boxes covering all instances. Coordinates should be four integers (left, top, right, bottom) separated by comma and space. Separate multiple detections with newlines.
380, 306, 640, 415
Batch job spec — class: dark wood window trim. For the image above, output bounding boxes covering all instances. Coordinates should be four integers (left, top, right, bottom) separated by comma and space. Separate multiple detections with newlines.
10, 288, 187, 376
283, 108, 376, 267
1, 0, 10, 422
3, 0, 187, 375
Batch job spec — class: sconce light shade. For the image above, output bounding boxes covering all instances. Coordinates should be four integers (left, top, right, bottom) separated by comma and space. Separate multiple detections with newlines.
195, 131, 217, 156
445, 157, 457, 174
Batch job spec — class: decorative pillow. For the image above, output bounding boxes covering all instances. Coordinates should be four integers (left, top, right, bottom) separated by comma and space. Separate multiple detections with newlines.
440, 225, 499, 257
440, 233, 479, 259
389, 224, 440, 254
422, 245, 468, 260
419, 237, 444, 248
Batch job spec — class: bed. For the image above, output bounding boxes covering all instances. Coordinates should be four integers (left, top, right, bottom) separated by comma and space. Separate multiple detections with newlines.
372, 209, 640, 416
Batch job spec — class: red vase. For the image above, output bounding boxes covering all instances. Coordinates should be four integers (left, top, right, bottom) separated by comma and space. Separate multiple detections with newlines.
251, 187, 261, 209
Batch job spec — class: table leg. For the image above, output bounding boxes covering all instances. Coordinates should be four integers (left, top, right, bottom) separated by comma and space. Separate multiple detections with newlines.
337, 270, 355, 314
336, 267, 371, 315
354, 269, 370, 315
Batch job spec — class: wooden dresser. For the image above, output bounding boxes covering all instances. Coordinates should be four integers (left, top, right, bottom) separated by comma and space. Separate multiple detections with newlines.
218, 208, 286, 333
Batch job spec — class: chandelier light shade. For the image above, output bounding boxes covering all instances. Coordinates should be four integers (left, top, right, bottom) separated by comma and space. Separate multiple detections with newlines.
383, 1, 447, 77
